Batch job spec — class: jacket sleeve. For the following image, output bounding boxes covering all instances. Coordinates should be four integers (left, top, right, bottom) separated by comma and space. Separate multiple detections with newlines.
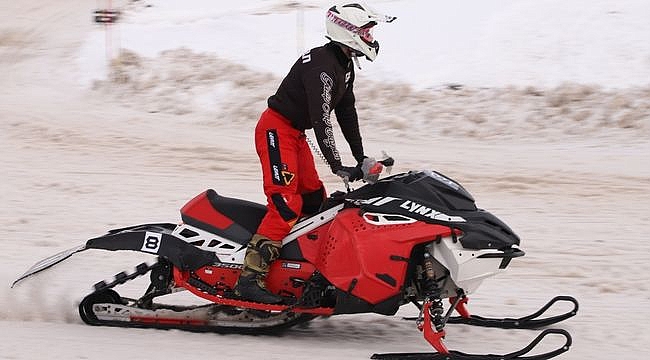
335, 81, 365, 164
303, 65, 343, 173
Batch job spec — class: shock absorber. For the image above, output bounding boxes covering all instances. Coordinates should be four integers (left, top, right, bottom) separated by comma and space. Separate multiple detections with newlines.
421, 252, 445, 331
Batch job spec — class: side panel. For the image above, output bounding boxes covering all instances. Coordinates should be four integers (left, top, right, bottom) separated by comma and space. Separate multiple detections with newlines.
315, 209, 453, 304
267, 260, 316, 298
188, 260, 316, 300
295, 223, 331, 265
432, 237, 507, 294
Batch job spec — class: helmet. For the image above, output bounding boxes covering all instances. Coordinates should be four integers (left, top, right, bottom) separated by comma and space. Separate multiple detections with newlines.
325, 3, 395, 62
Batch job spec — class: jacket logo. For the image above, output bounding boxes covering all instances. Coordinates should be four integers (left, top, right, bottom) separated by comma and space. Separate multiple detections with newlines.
281, 171, 295, 186
268, 129, 283, 185
302, 52, 311, 63
267, 131, 276, 148
272, 164, 281, 183
319, 72, 340, 161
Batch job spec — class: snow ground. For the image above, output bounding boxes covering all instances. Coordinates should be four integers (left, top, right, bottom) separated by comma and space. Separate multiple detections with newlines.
1, 1, 649, 359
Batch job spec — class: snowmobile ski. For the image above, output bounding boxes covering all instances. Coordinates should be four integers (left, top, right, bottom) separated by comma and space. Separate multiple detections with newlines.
371, 328, 572, 360
446, 295, 579, 329
404, 296, 579, 330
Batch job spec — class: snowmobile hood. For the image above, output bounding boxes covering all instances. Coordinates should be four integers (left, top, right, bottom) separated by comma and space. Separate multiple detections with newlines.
346, 170, 476, 211
344, 170, 520, 250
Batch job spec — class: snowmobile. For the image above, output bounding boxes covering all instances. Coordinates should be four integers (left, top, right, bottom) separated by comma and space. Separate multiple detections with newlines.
13, 160, 578, 360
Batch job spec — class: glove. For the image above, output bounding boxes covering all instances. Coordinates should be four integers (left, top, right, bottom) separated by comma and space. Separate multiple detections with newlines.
360, 157, 383, 184
336, 165, 363, 182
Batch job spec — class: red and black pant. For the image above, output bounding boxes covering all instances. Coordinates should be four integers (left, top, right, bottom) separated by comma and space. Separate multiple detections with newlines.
254, 108, 325, 241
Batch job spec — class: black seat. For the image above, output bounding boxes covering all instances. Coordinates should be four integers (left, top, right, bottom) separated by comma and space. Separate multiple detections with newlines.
206, 190, 307, 261
206, 189, 267, 235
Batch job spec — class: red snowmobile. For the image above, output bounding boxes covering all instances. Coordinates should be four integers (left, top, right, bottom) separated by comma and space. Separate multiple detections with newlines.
13, 164, 577, 360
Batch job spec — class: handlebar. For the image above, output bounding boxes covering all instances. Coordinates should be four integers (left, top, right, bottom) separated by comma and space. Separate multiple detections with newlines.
341, 154, 395, 192
379, 157, 395, 167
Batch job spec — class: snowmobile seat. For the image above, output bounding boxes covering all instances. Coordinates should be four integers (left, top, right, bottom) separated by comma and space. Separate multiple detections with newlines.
205, 189, 267, 235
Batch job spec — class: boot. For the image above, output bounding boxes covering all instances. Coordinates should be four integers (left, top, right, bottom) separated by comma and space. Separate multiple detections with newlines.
233, 234, 283, 304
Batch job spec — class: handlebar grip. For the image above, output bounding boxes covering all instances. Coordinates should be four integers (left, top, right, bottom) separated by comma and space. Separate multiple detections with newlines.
379, 157, 394, 167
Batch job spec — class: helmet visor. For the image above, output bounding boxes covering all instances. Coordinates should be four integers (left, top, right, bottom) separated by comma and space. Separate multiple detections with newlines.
357, 23, 376, 45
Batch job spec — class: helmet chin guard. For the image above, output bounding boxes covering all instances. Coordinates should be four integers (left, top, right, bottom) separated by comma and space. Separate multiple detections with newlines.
325, 3, 396, 62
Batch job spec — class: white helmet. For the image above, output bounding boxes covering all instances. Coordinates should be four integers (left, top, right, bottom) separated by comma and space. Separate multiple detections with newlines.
325, 3, 396, 62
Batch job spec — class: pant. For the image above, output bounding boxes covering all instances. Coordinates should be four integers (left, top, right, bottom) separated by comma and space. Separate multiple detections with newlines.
255, 108, 325, 241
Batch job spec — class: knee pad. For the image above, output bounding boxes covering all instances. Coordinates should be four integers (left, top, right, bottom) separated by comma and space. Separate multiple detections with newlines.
301, 186, 326, 216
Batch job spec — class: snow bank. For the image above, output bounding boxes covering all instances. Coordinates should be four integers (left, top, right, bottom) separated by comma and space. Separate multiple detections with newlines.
95, 48, 650, 141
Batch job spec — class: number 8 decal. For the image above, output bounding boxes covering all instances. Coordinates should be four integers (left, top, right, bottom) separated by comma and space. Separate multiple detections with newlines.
141, 231, 162, 254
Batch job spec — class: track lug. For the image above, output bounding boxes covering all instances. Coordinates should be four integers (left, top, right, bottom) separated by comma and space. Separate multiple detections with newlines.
136, 263, 150, 274
93, 280, 108, 291
114, 271, 128, 284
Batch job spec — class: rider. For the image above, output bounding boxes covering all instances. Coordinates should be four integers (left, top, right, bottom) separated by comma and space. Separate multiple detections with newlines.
234, 3, 395, 304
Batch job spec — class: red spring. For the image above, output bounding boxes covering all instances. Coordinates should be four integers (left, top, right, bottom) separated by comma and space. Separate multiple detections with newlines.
419, 301, 449, 354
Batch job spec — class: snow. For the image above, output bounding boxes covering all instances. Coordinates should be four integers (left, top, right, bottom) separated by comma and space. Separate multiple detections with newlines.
78, 0, 650, 88
1, 0, 649, 359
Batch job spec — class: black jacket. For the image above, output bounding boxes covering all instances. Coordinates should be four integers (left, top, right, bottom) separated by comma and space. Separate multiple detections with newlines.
268, 42, 364, 173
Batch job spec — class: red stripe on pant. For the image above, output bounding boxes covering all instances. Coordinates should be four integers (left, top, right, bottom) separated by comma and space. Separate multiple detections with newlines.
255, 108, 325, 241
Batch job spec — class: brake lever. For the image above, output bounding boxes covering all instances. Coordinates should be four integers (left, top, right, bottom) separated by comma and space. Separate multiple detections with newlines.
379, 151, 394, 174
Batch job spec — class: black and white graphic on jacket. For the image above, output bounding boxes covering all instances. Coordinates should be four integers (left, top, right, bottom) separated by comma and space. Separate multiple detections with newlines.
319, 71, 341, 162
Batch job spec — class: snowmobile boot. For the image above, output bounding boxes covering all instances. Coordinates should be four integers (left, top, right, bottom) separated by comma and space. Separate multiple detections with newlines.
235, 273, 283, 304
233, 234, 283, 304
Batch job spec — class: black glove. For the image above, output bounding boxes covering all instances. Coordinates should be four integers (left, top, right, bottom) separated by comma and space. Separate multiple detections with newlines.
336, 165, 363, 182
